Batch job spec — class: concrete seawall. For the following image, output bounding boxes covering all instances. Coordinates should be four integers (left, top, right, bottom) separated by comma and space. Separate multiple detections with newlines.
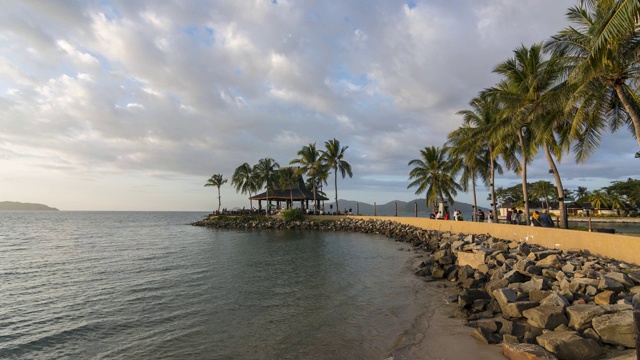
355, 216, 640, 266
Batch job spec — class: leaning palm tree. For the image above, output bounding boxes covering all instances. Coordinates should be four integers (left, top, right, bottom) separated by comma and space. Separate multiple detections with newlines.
231, 163, 257, 210
590, 189, 609, 212
488, 43, 564, 224
407, 146, 461, 214
290, 143, 325, 214
204, 173, 227, 213
321, 138, 353, 215
544, 0, 640, 157
253, 158, 280, 215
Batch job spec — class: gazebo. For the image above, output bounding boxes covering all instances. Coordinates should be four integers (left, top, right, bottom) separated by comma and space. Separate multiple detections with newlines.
249, 174, 328, 214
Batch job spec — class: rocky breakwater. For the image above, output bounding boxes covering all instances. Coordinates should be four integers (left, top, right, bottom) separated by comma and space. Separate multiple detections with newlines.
193, 217, 640, 359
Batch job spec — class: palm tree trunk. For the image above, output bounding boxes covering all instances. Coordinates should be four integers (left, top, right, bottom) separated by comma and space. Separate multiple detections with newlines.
334, 167, 339, 215
544, 145, 568, 229
490, 150, 498, 223
217, 187, 222, 212
472, 177, 477, 222
518, 129, 530, 225
615, 84, 640, 147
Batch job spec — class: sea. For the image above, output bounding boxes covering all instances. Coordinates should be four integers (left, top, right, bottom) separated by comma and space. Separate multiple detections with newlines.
0, 211, 432, 360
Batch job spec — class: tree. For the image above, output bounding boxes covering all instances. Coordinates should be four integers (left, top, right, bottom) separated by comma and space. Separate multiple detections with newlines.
231, 163, 257, 210
253, 158, 280, 215
489, 43, 566, 225
545, 0, 640, 159
407, 146, 461, 214
575, 186, 591, 201
204, 173, 227, 213
291, 143, 325, 214
605, 178, 640, 208
321, 138, 353, 215
590, 189, 609, 211
277, 167, 298, 208
530, 180, 556, 210
454, 93, 504, 221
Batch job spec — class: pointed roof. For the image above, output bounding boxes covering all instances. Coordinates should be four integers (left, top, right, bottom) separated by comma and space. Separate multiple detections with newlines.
249, 174, 328, 201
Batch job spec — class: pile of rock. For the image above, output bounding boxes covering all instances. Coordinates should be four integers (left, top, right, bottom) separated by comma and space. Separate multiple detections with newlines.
193, 217, 640, 359
414, 232, 640, 359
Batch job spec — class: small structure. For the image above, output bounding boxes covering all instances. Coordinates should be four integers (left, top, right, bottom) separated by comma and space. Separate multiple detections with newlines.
249, 174, 328, 214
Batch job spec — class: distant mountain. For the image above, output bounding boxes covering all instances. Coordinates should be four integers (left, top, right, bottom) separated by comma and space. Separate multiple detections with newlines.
0, 201, 59, 211
325, 199, 490, 218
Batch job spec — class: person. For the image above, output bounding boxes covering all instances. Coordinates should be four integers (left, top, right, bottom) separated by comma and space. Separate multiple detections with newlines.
444, 210, 450, 220
436, 210, 443, 220
429, 212, 436, 219
517, 210, 526, 225
538, 209, 554, 227
453, 209, 460, 221
478, 209, 485, 222
531, 211, 542, 226
488, 210, 493, 223
506, 208, 513, 224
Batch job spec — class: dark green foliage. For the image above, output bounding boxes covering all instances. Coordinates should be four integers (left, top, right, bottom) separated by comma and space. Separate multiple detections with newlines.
280, 208, 305, 221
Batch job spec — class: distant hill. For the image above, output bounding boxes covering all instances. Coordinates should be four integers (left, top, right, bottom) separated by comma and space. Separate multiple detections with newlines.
325, 199, 489, 218
0, 201, 59, 211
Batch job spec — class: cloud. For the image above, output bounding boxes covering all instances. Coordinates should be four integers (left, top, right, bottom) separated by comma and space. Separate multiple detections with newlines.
0, 0, 637, 210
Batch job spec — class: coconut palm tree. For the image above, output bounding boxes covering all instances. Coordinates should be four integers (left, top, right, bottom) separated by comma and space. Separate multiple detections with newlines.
277, 167, 298, 208
590, 189, 609, 212
231, 162, 257, 210
253, 158, 280, 215
488, 43, 566, 225
321, 138, 353, 215
204, 173, 227, 213
291, 143, 324, 214
455, 93, 504, 221
576, 186, 591, 201
447, 125, 490, 222
544, 0, 640, 157
531, 180, 556, 211
407, 146, 461, 214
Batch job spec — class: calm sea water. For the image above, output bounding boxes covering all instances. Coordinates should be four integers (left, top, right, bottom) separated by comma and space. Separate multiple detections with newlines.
0, 211, 429, 360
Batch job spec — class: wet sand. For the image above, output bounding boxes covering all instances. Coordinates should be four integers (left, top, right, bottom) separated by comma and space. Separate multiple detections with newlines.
388, 281, 503, 360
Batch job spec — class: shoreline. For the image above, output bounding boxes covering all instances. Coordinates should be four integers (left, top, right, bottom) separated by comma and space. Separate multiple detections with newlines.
193, 216, 640, 359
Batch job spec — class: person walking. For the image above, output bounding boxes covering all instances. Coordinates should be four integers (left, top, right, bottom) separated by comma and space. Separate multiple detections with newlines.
538, 209, 554, 227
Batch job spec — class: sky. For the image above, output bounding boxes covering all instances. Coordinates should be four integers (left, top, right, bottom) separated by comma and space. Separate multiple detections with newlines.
1, 0, 639, 211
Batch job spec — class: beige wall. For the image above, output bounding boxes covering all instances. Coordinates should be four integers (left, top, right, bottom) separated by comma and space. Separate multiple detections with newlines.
356, 216, 640, 266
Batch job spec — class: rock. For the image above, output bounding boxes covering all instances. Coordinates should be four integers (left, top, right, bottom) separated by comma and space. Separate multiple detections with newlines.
486, 279, 510, 298
472, 326, 501, 344
457, 250, 487, 269
501, 342, 558, 360
502, 301, 540, 319
522, 306, 568, 330
536, 255, 561, 269
494, 288, 518, 306
599, 276, 625, 292
536, 331, 603, 360
566, 305, 606, 330
591, 310, 637, 348
604, 272, 635, 288
521, 278, 548, 293
594, 290, 616, 305
540, 292, 570, 308
626, 270, 640, 284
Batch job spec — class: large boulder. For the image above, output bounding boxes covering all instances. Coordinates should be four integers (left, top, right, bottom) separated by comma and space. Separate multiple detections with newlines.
591, 310, 637, 348
536, 331, 603, 360
457, 250, 487, 269
566, 305, 606, 331
501, 343, 558, 360
523, 306, 568, 330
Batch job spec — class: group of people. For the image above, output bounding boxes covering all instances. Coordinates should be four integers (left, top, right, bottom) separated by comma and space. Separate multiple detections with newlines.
429, 207, 555, 227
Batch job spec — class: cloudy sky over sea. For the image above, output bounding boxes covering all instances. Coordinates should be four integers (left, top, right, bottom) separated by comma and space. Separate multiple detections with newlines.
1, 0, 638, 211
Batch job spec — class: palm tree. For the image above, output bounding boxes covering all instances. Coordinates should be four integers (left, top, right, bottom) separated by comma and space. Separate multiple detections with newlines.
455, 93, 504, 221
204, 173, 227, 213
531, 180, 556, 210
253, 158, 280, 215
488, 43, 565, 225
231, 163, 257, 210
321, 138, 353, 215
447, 125, 490, 222
544, 0, 640, 157
607, 191, 626, 216
277, 167, 298, 208
590, 189, 609, 212
407, 146, 461, 214
576, 186, 591, 201
291, 143, 325, 214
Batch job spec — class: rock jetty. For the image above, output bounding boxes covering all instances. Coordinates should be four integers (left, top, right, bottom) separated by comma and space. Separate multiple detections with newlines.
193, 216, 640, 359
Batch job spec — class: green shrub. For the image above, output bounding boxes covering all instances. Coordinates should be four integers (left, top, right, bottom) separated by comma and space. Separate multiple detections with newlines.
281, 208, 305, 221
